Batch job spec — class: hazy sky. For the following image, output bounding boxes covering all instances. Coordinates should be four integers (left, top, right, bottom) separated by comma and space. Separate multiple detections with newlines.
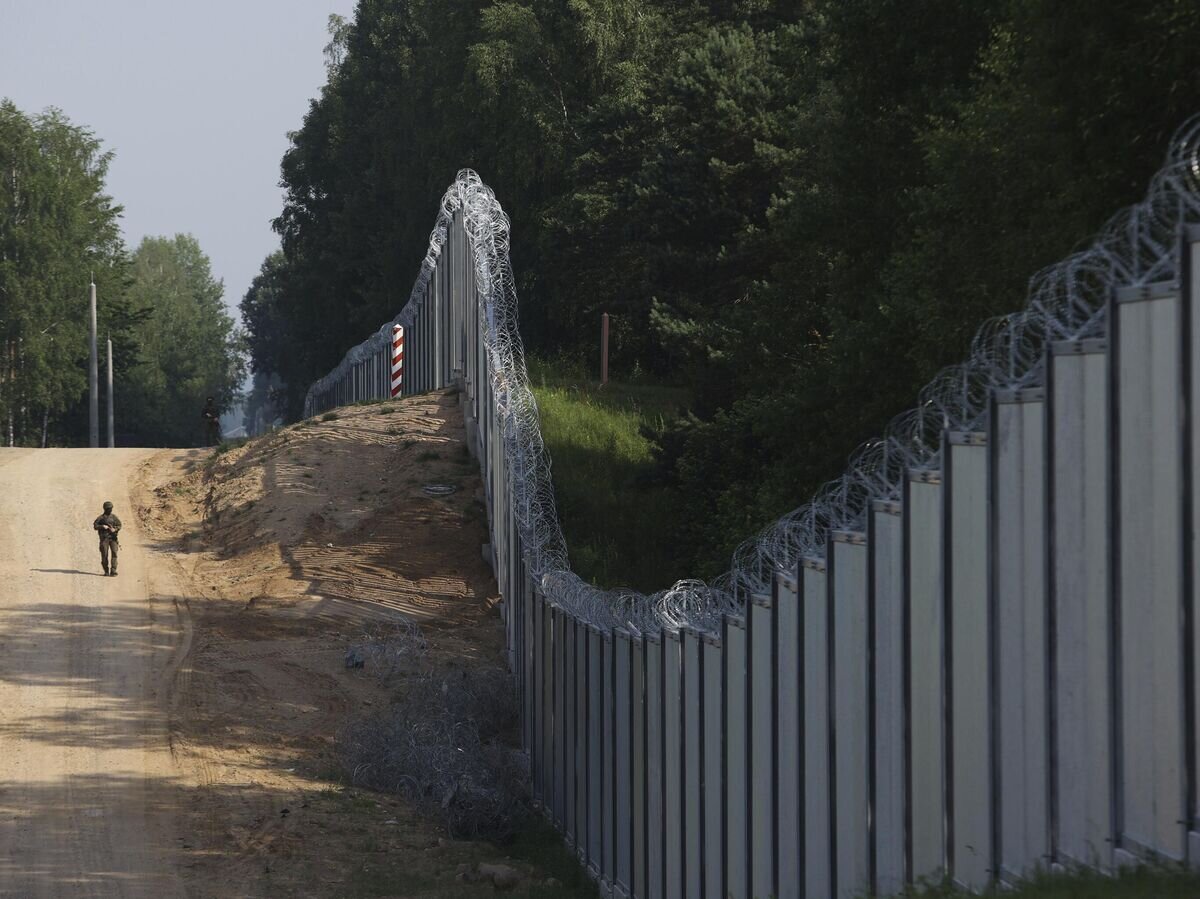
0, 0, 359, 321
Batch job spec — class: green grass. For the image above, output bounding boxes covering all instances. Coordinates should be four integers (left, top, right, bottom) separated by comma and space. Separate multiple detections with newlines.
527, 357, 690, 591
888, 864, 1200, 898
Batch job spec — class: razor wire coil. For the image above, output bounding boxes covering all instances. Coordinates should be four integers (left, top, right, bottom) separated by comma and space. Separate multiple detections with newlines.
305, 114, 1200, 636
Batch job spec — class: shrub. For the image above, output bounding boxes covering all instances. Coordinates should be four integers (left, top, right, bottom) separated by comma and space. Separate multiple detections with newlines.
338, 665, 529, 840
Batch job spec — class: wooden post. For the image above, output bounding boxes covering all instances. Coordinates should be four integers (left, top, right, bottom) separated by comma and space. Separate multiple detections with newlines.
601, 313, 610, 386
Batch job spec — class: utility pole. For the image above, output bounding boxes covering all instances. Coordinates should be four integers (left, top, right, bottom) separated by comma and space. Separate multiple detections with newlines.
89, 280, 98, 447
106, 336, 114, 448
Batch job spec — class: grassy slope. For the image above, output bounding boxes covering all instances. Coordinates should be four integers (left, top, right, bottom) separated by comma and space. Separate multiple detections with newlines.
899, 865, 1200, 899
528, 358, 690, 592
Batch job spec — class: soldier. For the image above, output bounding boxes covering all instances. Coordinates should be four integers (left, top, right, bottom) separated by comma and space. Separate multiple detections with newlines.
93, 500, 122, 577
202, 396, 222, 447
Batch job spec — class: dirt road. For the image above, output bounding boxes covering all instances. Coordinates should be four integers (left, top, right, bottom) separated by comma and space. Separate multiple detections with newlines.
0, 448, 185, 898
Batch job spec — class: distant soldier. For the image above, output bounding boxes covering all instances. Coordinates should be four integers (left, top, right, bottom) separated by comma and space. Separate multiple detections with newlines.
93, 501, 122, 577
202, 396, 222, 446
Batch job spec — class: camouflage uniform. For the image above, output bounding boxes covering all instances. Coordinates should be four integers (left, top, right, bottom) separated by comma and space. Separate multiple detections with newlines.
202, 399, 221, 447
93, 506, 122, 576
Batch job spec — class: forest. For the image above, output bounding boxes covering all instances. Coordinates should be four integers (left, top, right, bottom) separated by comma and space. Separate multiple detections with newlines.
245, 0, 1200, 576
0, 101, 244, 448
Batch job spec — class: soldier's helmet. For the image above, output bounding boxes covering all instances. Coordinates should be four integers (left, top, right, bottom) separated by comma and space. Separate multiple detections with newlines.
103, 501, 113, 512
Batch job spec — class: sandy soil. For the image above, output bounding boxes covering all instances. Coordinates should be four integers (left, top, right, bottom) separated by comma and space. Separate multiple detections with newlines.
0, 390, 579, 898
0, 447, 186, 898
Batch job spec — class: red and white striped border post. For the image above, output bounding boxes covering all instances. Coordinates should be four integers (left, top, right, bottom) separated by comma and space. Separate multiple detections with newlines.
391, 325, 405, 397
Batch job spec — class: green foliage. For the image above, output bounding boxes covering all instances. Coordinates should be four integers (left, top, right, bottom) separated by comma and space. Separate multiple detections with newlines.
529, 357, 689, 590
0, 100, 134, 446
120, 234, 245, 447
249, 1, 1200, 574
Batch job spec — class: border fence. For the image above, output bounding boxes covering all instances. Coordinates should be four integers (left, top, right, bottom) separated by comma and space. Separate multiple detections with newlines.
305, 117, 1200, 897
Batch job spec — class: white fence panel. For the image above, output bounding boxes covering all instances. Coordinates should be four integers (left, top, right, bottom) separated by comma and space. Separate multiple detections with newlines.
776, 571, 802, 898
832, 534, 870, 897
702, 632, 725, 899
802, 560, 831, 898
994, 390, 1050, 880
1114, 283, 1187, 862
1050, 340, 1113, 868
907, 470, 946, 882
1189, 227, 1200, 861
589, 627, 604, 873
646, 633, 664, 897
615, 630, 633, 898
750, 592, 776, 899
871, 501, 907, 894
725, 615, 749, 899
947, 434, 994, 889
603, 630, 616, 889
664, 630, 684, 899
682, 630, 703, 896
633, 636, 647, 899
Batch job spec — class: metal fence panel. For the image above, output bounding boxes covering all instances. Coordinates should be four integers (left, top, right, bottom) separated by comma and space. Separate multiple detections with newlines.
664, 630, 684, 899
302, 158, 1200, 899
872, 503, 907, 894
573, 619, 588, 854
523, 569, 535, 772
703, 633, 725, 899
907, 471, 946, 881
615, 630, 634, 898
947, 436, 994, 889
833, 536, 870, 897
646, 633, 665, 897
803, 561, 832, 898
775, 572, 802, 899
566, 617, 578, 849
1050, 341, 1113, 868
539, 593, 552, 806
995, 393, 1050, 880
725, 615, 749, 899
750, 593, 776, 899
1114, 284, 1186, 861
589, 627, 604, 872
1189, 227, 1200, 862
682, 630, 703, 897
603, 630, 616, 888
554, 608, 566, 826
633, 636, 647, 899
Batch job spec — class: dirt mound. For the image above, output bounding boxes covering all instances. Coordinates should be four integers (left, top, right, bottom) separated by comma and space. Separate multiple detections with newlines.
133, 390, 584, 897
